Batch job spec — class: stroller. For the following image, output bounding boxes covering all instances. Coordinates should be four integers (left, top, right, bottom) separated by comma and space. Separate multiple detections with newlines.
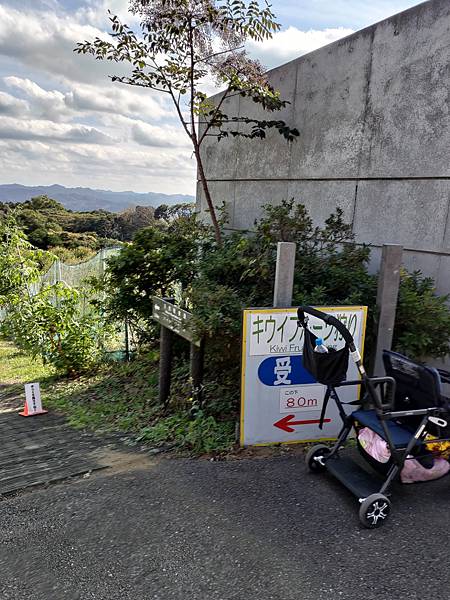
298, 306, 450, 528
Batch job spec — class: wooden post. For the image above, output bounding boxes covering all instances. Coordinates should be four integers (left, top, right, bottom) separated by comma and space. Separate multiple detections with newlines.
273, 242, 296, 307
373, 244, 403, 375
124, 315, 130, 362
158, 297, 174, 406
190, 339, 205, 407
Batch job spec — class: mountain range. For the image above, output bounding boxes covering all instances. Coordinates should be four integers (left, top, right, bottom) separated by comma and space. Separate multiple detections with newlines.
0, 184, 195, 213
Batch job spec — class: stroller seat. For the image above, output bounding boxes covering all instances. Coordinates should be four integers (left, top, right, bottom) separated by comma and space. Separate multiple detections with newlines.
352, 409, 414, 449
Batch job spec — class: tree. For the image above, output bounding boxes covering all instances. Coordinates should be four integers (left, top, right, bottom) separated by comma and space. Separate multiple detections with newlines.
115, 205, 155, 240
75, 0, 299, 243
154, 203, 194, 221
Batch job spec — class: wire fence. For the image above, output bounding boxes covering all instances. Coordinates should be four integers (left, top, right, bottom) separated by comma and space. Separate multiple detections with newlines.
2, 247, 133, 360
29, 247, 121, 296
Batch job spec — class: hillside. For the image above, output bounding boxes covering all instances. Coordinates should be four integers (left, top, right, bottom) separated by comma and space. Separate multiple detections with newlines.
0, 184, 195, 213
0, 195, 177, 263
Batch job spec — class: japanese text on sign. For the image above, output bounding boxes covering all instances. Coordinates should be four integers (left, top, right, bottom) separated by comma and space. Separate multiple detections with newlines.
249, 311, 360, 356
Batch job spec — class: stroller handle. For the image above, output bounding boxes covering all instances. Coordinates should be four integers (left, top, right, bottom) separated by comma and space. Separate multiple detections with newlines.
297, 306, 355, 346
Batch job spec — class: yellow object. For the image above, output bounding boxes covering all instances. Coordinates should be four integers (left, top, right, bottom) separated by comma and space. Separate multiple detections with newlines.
425, 435, 450, 459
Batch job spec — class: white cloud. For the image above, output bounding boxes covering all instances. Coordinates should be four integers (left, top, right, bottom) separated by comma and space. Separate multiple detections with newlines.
248, 26, 355, 69
0, 116, 114, 144
76, 0, 140, 29
0, 2, 357, 196
0, 91, 30, 117
4, 75, 170, 123
4, 76, 68, 121
0, 5, 129, 86
131, 121, 191, 148
0, 138, 196, 194
65, 83, 169, 120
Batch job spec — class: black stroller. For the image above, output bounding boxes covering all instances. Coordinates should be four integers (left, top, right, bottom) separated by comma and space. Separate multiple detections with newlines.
298, 306, 450, 528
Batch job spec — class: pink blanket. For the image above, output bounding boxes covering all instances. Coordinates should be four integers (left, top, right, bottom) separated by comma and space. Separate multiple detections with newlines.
358, 427, 450, 484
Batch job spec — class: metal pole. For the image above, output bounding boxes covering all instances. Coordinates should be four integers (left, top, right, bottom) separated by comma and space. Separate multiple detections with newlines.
373, 244, 403, 375
273, 242, 296, 307
190, 339, 205, 407
158, 298, 174, 406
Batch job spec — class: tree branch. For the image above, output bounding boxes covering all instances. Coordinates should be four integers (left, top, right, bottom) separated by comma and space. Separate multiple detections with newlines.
197, 45, 245, 64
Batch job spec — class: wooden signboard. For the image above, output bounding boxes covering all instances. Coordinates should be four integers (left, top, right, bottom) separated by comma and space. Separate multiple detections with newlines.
152, 297, 204, 406
152, 296, 200, 346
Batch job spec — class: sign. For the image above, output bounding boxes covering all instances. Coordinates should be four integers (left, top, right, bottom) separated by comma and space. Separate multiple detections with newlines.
240, 306, 367, 446
152, 297, 200, 346
20, 383, 48, 417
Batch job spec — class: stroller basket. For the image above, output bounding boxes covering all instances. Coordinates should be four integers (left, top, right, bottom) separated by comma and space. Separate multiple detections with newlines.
301, 327, 349, 385
298, 306, 361, 385
298, 305, 450, 529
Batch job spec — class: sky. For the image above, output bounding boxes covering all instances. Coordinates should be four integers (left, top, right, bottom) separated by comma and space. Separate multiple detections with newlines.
0, 0, 421, 195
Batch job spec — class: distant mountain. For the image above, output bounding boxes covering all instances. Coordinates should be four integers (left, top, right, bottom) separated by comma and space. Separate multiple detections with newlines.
0, 184, 195, 213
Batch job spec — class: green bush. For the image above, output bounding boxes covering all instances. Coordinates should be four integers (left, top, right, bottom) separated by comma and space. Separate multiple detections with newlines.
0, 217, 112, 376
3, 283, 113, 376
105, 199, 450, 370
394, 270, 450, 360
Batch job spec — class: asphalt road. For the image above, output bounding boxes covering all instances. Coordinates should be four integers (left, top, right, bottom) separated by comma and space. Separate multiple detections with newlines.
1, 455, 449, 600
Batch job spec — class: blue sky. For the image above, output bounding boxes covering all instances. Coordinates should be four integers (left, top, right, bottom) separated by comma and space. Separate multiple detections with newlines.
0, 0, 421, 195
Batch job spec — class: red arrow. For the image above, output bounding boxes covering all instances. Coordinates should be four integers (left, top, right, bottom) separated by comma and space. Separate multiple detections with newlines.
274, 414, 331, 433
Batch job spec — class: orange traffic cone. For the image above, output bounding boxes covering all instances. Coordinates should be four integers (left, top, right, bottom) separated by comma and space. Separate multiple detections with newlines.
19, 383, 48, 417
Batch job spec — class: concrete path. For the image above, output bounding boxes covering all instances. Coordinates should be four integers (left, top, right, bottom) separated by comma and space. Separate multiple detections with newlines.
1, 455, 449, 600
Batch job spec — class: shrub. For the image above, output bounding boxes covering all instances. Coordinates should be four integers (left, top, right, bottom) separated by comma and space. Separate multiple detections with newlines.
103, 199, 450, 411
0, 217, 112, 376
394, 270, 450, 360
3, 283, 113, 376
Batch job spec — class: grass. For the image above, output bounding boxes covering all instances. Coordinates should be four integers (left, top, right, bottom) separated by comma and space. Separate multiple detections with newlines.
0, 340, 54, 385
41, 351, 161, 433
0, 339, 236, 455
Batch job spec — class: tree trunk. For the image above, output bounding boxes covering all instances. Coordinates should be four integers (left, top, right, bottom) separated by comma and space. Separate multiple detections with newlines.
194, 144, 222, 245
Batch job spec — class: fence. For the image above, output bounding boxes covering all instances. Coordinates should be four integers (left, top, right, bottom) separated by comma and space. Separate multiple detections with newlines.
28, 248, 121, 296
2, 247, 133, 360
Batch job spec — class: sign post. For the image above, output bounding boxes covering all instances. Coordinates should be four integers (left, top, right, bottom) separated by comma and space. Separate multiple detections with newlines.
157, 298, 174, 406
152, 297, 203, 406
240, 306, 367, 446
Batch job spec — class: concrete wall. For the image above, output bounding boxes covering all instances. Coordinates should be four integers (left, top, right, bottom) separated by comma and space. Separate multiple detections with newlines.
197, 0, 450, 293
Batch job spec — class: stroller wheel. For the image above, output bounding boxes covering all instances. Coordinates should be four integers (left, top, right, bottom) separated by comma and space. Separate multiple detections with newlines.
305, 444, 330, 472
359, 494, 391, 529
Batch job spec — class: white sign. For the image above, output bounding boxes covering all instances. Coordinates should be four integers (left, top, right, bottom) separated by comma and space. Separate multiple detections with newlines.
279, 385, 325, 414
240, 306, 367, 446
21, 383, 47, 417
248, 309, 361, 356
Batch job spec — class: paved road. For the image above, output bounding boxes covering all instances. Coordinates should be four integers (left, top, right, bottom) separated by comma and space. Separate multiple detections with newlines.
1, 455, 449, 600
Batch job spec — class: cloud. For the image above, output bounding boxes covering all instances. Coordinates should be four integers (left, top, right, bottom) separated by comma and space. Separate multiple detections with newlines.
0, 5, 129, 86
248, 26, 355, 69
0, 138, 196, 194
0, 116, 114, 144
0, 91, 29, 117
4, 76, 68, 121
4, 75, 170, 122
65, 84, 169, 120
131, 121, 191, 148
75, 0, 140, 29
0, 1, 361, 197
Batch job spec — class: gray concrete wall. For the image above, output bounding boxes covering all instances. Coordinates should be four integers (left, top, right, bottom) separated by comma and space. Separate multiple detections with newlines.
197, 0, 450, 293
